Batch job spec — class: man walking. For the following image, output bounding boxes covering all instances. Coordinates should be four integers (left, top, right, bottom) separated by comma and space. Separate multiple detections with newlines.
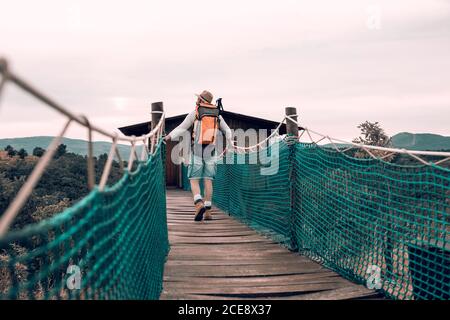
165, 90, 232, 221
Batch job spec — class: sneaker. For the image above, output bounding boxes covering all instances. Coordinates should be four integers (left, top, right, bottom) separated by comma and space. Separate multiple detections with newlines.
204, 207, 213, 220
194, 200, 206, 221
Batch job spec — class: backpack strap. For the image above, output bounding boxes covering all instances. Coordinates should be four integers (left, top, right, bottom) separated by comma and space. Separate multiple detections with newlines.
190, 105, 199, 145
216, 98, 223, 114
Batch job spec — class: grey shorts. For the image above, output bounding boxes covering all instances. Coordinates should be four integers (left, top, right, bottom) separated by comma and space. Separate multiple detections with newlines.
187, 145, 217, 180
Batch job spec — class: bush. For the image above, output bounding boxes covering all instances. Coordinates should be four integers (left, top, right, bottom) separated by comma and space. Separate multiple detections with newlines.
32, 147, 45, 157
6, 146, 17, 157
17, 149, 28, 159
0, 144, 123, 231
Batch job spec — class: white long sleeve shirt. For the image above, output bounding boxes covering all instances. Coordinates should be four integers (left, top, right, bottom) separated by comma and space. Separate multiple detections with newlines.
168, 110, 233, 145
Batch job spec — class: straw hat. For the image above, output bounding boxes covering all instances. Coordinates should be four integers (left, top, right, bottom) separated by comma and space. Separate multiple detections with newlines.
195, 90, 213, 104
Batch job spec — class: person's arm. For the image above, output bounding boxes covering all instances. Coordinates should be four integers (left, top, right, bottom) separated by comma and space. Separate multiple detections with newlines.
219, 116, 233, 147
165, 111, 195, 141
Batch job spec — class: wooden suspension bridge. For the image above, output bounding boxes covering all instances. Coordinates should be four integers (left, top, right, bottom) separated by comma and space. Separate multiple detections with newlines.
1, 58, 449, 300
160, 189, 383, 300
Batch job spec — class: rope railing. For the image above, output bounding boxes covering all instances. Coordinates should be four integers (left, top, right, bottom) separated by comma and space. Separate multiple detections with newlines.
230, 120, 285, 154
0, 58, 168, 300
0, 57, 165, 238
226, 113, 450, 167
285, 115, 450, 165
188, 110, 450, 300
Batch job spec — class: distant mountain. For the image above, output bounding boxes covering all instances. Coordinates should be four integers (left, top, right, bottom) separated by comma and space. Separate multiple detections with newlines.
0, 136, 144, 159
317, 132, 450, 152
321, 142, 353, 149
391, 133, 450, 151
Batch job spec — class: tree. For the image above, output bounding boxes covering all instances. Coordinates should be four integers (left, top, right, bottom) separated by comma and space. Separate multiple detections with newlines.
33, 147, 45, 157
55, 144, 67, 159
353, 121, 396, 279
6, 145, 17, 157
353, 121, 393, 160
353, 121, 391, 146
0, 144, 123, 232
17, 148, 28, 159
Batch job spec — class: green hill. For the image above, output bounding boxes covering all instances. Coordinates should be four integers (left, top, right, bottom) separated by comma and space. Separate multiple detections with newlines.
391, 132, 450, 151
0, 136, 144, 159
322, 132, 450, 152
3, 133, 449, 157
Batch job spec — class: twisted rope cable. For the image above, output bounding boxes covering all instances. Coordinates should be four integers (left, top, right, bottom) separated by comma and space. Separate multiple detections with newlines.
0, 59, 166, 238
99, 134, 119, 191
284, 115, 450, 165
225, 112, 450, 166
0, 119, 73, 237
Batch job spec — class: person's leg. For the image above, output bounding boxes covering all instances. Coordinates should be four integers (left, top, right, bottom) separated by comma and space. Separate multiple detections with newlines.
190, 178, 205, 221
190, 179, 201, 199
204, 178, 213, 202
203, 158, 216, 220
187, 151, 205, 221
188, 151, 203, 201
203, 178, 213, 220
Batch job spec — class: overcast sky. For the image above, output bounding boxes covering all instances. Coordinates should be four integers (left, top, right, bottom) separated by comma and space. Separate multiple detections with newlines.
0, 0, 449, 142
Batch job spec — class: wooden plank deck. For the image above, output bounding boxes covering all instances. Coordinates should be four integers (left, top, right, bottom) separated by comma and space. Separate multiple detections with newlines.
160, 189, 383, 300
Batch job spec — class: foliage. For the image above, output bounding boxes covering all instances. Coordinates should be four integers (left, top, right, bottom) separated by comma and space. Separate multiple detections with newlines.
0, 136, 141, 159
32, 147, 45, 157
353, 121, 391, 146
353, 121, 393, 161
5, 145, 17, 157
0, 144, 123, 231
55, 144, 67, 159
17, 149, 28, 159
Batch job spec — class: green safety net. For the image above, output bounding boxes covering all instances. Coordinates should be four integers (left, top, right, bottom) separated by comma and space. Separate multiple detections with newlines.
0, 140, 169, 300
199, 138, 450, 300
213, 142, 294, 245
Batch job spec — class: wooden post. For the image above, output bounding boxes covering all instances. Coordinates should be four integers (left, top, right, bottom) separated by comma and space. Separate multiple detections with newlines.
285, 107, 298, 137
150, 101, 164, 149
285, 106, 298, 250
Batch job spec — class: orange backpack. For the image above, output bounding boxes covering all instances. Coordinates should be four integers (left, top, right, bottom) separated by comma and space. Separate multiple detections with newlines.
192, 102, 221, 145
